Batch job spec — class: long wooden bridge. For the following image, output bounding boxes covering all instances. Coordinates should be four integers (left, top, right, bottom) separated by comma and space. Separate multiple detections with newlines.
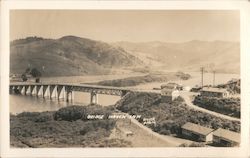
9, 82, 131, 104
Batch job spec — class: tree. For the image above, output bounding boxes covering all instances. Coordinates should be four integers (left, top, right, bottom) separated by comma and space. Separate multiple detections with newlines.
30, 68, 42, 78
25, 68, 31, 73
21, 74, 28, 82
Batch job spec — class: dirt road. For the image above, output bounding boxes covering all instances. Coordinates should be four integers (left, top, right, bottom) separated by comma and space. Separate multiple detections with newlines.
109, 112, 193, 147
179, 91, 240, 122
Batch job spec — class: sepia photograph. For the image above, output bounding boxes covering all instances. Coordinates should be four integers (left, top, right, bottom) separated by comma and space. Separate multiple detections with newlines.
9, 9, 241, 148
1, 0, 250, 158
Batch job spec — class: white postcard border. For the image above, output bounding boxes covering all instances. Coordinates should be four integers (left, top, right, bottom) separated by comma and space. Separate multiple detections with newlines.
1, 1, 250, 157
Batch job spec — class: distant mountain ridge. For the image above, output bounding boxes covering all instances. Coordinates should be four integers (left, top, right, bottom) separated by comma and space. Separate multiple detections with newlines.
10, 36, 143, 76
113, 40, 240, 73
10, 36, 240, 77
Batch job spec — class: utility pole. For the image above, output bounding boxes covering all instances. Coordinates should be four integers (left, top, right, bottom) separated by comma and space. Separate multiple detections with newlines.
201, 67, 204, 88
213, 70, 215, 87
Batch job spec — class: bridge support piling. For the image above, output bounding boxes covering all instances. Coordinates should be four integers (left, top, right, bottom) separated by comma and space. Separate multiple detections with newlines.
27, 86, 32, 95
24, 86, 29, 95
65, 86, 69, 102
71, 91, 74, 102
10, 83, 130, 105
19, 86, 24, 95
49, 85, 53, 100
57, 86, 64, 100
42, 85, 48, 98
66, 92, 69, 102
36, 85, 42, 97
66, 91, 74, 103
65, 86, 74, 103
66, 91, 71, 102
13, 86, 19, 94
90, 92, 98, 104
30, 86, 35, 96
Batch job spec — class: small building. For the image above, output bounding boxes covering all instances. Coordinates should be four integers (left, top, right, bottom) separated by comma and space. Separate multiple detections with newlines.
161, 82, 183, 91
190, 86, 202, 92
161, 89, 179, 102
200, 87, 229, 98
10, 74, 22, 82
183, 86, 191, 91
181, 122, 214, 142
161, 82, 181, 103
213, 128, 240, 147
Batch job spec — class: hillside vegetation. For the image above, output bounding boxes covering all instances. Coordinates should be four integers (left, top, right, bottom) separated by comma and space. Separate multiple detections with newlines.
116, 92, 240, 136
10, 36, 143, 76
193, 96, 240, 118
10, 105, 131, 148
217, 80, 241, 94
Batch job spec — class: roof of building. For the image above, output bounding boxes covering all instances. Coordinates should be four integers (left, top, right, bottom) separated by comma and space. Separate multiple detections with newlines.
181, 122, 214, 136
213, 128, 240, 143
201, 87, 228, 93
161, 88, 179, 95
161, 82, 179, 89
167, 82, 179, 86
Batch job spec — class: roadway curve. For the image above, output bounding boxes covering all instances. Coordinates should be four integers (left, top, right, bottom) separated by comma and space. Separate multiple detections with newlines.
179, 91, 240, 122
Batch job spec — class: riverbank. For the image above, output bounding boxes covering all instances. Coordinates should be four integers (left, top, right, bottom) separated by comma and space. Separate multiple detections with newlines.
88, 72, 190, 87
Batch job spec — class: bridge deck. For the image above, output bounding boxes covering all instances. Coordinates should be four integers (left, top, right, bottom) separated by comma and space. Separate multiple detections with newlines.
9, 82, 130, 91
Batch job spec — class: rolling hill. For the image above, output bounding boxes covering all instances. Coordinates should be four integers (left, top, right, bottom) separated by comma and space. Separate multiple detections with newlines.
113, 40, 240, 73
10, 36, 143, 76
10, 36, 240, 77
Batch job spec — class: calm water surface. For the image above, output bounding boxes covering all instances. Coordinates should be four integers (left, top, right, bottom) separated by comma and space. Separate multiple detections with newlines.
10, 92, 121, 114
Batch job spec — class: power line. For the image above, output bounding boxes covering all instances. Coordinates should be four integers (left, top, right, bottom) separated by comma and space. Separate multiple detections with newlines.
201, 67, 204, 88
213, 70, 216, 87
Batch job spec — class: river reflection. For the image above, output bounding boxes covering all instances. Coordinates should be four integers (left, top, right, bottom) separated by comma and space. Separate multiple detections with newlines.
10, 92, 121, 114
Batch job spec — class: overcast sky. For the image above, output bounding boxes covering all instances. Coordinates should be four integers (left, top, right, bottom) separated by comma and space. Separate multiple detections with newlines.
10, 10, 239, 42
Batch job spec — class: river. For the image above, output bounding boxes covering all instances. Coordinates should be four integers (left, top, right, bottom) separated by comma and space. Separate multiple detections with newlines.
9, 72, 239, 114
129, 72, 240, 90
10, 73, 144, 114
10, 92, 121, 114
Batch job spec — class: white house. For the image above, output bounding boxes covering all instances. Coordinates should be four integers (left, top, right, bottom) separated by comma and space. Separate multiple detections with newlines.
161, 83, 180, 103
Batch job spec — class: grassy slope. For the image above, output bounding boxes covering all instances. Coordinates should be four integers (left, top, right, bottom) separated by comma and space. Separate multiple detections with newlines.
10, 105, 131, 148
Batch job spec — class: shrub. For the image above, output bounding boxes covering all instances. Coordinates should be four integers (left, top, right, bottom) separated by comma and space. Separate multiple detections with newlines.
16, 112, 54, 122
193, 96, 240, 118
10, 105, 119, 147
34, 113, 53, 122
54, 106, 86, 121
117, 92, 240, 137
